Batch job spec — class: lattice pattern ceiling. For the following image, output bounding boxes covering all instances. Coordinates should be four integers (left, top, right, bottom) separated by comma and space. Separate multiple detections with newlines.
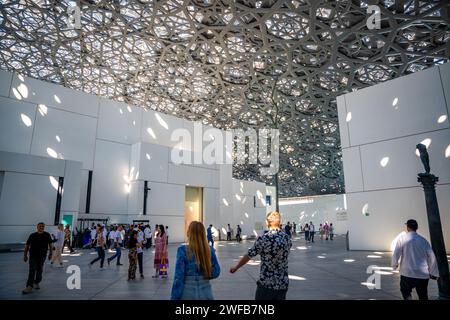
0, 0, 449, 197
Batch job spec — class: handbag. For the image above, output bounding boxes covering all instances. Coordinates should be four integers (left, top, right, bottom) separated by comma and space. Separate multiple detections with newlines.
159, 255, 168, 276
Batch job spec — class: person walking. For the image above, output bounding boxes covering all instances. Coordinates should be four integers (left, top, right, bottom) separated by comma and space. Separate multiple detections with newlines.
108, 227, 116, 250
304, 223, 310, 243
319, 224, 324, 240
135, 225, 145, 278
171, 221, 221, 300
236, 225, 242, 243
284, 222, 291, 238
107, 225, 123, 266
323, 223, 329, 240
392, 219, 439, 300
230, 211, 292, 300
144, 225, 152, 249
207, 224, 214, 247
293, 222, 296, 236
51, 224, 65, 267
22, 222, 54, 294
153, 224, 169, 278
89, 226, 106, 269
127, 230, 141, 280
309, 222, 315, 243
226, 224, 232, 241
329, 223, 334, 240
63, 224, 75, 253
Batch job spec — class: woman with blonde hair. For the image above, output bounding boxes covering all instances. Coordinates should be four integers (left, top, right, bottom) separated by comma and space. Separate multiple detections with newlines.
171, 221, 221, 300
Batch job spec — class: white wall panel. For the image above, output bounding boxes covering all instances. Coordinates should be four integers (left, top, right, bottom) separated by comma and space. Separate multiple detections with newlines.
0, 172, 56, 226
146, 215, 185, 243
90, 140, 130, 214
127, 180, 144, 215
346, 187, 450, 252
61, 160, 82, 212
279, 194, 347, 235
10, 74, 99, 117
137, 143, 169, 183
360, 129, 450, 191
0, 226, 41, 245
31, 107, 97, 169
0, 96, 36, 154
337, 95, 350, 148
439, 63, 450, 117
345, 67, 448, 146
0, 70, 12, 97
168, 163, 219, 188
97, 98, 142, 144
78, 169, 89, 214
141, 110, 184, 148
342, 147, 364, 193
145, 181, 184, 215
0, 150, 65, 177
203, 187, 219, 227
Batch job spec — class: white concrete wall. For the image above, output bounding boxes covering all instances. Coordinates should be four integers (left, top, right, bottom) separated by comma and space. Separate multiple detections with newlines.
278, 194, 347, 235
0, 70, 269, 244
0, 151, 82, 244
338, 63, 450, 252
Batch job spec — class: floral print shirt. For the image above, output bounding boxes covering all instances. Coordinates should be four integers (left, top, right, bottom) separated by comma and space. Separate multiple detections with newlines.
248, 228, 292, 290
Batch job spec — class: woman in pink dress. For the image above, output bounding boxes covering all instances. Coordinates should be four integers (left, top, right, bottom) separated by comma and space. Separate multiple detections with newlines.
153, 224, 168, 278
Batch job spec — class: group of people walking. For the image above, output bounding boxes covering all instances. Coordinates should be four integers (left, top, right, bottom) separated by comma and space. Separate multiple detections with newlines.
22, 215, 440, 300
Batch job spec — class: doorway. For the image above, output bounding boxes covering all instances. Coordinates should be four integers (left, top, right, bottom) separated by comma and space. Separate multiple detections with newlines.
184, 186, 203, 242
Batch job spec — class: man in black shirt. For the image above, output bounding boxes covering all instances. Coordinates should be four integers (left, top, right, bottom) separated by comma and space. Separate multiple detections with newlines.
22, 222, 53, 294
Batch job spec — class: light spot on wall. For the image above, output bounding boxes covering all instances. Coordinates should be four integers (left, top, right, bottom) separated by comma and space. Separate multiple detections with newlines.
38, 104, 48, 116
46, 147, 58, 158
380, 156, 389, 167
362, 203, 369, 216
235, 194, 241, 201
288, 275, 306, 281
49, 176, 59, 190
392, 97, 398, 108
445, 144, 450, 158
127, 105, 132, 113
317, 255, 326, 259
253, 230, 258, 237
133, 120, 136, 126
437, 115, 447, 123
119, 108, 123, 115
244, 212, 249, 218
155, 113, 169, 129
12, 87, 22, 100
55, 135, 61, 143
221, 227, 227, 235
344, 259, 355, 263
124, 184, 131, 194
147, 127, 156, 139
346, 112, 352, 122
18, 74, 25, 82
20, 113, 32, 127
146, 153, 151, 160
222, 198, 229, 206
240, 221, 244, 225
17, 83, 29, 98
54, 94, 61, 104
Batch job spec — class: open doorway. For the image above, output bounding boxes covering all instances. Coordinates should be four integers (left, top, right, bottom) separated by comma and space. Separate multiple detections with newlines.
184, 186, 203, 242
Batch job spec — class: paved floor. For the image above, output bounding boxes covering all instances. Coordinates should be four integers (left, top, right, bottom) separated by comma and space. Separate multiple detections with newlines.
0, 234, 441, 300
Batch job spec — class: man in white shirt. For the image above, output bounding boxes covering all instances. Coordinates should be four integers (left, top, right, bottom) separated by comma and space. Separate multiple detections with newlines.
309, 222, 315, 243
144, 225, 152, 249
107, 226, 123, 266
392, 219, 439, 300
135, 225, 145, 278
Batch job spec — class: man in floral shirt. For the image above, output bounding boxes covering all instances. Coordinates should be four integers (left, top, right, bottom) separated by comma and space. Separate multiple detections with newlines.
230, 211, 292, 300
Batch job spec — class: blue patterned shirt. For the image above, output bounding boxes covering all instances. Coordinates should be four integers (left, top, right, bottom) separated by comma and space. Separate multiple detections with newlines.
171, 245, 221, 300
248, 229, 292, 290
